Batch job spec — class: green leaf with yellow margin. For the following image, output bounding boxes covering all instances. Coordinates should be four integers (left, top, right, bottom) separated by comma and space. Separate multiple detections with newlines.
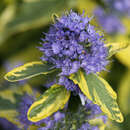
107, 41, 130, 58
69, 70, 124, 123
27, 84, 70, 122
0, 83, 33, 126
4, 61, 54, 82
110, 18, 130, 67
116, 45, 130, 68
118, 70, 130, 114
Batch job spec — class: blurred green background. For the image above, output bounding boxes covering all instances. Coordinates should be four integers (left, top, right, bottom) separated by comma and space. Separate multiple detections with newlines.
0, 0, 130, 130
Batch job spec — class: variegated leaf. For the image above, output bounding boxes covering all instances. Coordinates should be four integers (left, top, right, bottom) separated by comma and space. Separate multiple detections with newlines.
116, 45, 130, 68
107, 41, 130, 58
69, 70, 124, 123
118, 70, 130, 114
4, 61, 54, 82
0, 84, 33, 125
27, 84, 70, 122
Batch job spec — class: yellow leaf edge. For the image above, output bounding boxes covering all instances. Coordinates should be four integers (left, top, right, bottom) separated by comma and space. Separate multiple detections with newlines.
4, 61, 49, 82
96, 76, 124, 123
27, 85, 70, 122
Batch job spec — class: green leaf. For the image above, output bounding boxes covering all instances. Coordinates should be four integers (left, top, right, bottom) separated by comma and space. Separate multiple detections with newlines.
118, 71, 130, 114
4, 61, 54, 82
69, 70, 124, 123
0, 83, 33, 125
0, 0, 76, 44
107, 41, 130, 58
27, 84, 70, 122
116, 45, 130, 68
52, 13, 59, 23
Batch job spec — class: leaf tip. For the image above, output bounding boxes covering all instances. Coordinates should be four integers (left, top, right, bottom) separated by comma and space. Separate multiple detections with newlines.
4, 73, 15, 82
115, 112, 124, 123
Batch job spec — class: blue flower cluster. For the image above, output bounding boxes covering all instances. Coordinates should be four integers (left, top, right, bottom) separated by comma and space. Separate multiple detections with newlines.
94, 8, 125, 34
78, 123, 99, 130
44, 76, 80, 93
105, 0, 130, 16
85, 99, 107, 123
38, 111, 65, 130
77, 101, 107, 130
18, 94, 107, 130
39, 10, 108, 76
59, 76, 80, 93
78, 94, 108, 130
95, 0, 130, 34
38, 98, 107, 130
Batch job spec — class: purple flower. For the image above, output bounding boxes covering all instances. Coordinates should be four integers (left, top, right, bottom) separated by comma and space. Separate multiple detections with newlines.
38, 111, 65, 130
77, 98, 107, 130
94, 8, 125, 34
59, 76, 80, 93
53, 111, 65, 122
78, 122, 99, 130
76, 93, 108, 130
85, 99, 102, 119
39, 117, 54, 130
52, 42, 62, 54
104, 0, 130, 16
78, 122, 91, 130
39, 10, 108, 76
85, 99, 108, 127
95, 0, 130, 34
0, 118, 19, 130
37, 96, 107, 130
91, 126, 99, 130
96, 115, 108, 124
44, 79, 57, 88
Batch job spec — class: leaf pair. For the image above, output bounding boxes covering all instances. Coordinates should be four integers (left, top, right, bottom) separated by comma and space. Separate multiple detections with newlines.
4, 61, 70, 122
4, 41, 129, 123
